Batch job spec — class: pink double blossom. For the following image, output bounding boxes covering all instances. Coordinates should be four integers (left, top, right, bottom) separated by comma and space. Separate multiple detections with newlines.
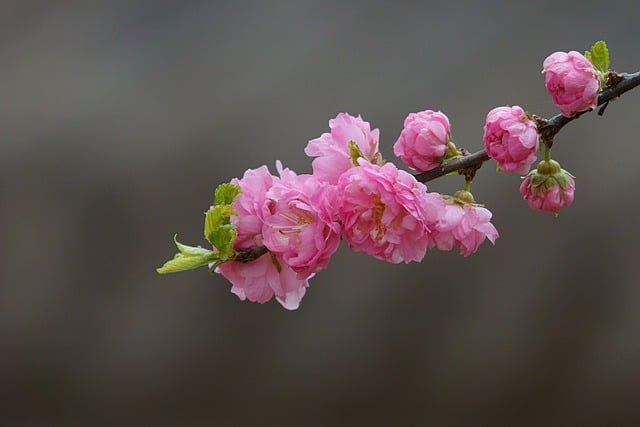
520, 160, 575, 214
227, 165, 275, 248
483, 106, 539, 174
216, 256, 308, 310
393, 110, 451, 172
304, 113, 381, 184
543, 51, 600, 117
336, 160, 442, 264
431, 193, 499, 257
215, 165, 310, 310
262, 163, 341, 279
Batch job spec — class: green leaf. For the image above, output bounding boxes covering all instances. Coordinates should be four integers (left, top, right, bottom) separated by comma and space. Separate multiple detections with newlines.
204, 205, 237, 244
209, 224, 237, 260
214, 183, 241, 206
588, 40, 610, 73
173, 236, 214, 257
348, 140, 364, 166
156, 235, 218, 274
156, 252, 215, 273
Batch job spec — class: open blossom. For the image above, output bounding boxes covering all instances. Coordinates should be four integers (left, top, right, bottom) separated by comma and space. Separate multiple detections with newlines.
227, 165, 275, 248
543, 51, 600, 117
520, 160, 575, 214
431, 193, 499, 257
261, 163, 341, 279
216, 256, 309, 310
215, 164, 310, 310
337, 160, 443, 263
393, 110, 451, 172
304, 112, 381, 184
483, 106, 539, 174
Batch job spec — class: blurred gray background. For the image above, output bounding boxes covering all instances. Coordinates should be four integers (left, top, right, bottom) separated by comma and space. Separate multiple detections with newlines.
2, 1, 639, 425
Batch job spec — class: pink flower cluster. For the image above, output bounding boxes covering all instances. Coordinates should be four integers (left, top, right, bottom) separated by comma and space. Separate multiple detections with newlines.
217, 112, 499, 309
543, 51, 600, 117
483, 106, 539, 174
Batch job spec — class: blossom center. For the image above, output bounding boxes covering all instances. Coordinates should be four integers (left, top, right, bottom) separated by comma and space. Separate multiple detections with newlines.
370, 195, 386, 239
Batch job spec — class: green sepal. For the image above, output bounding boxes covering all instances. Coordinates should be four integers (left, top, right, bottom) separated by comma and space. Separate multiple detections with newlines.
585, 40, 610, 73
348, 140, 365, 166
214, 183, 241, 206
555, 169, 575, 189
157, 235, 219, 274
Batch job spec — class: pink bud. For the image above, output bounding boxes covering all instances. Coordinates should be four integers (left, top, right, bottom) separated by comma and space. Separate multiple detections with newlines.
393, 110, 451, 172
483, 106, 539, 174
519, 161, 575, 214
542, 51, 600, 117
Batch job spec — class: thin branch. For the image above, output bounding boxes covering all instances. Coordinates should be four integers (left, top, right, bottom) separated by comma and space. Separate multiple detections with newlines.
414, 71, 640, 183
235, 245, 269, 263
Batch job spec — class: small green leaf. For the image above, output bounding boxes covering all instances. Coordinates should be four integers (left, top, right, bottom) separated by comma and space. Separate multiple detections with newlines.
204, 205, 237, 244
348, 140, 364, 166
156, 252, 216, 273
204, 208, 217, 244
588, 40, 610, 73
156, 235, 219, 274
214, 183, 241, 206
174, 236, 214, 257
209, 224, 237, 260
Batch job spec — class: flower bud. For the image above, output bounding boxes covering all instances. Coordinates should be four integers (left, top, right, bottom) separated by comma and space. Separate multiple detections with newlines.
483, 105, 539, 174
520, 160, 575, 214
542, 51, 600, 117
393, 110, 451, 172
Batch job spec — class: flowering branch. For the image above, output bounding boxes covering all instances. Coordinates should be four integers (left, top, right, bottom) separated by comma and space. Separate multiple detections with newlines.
414, 71, 640, 184
157, 40, 639, 310
226, 70, 640, 265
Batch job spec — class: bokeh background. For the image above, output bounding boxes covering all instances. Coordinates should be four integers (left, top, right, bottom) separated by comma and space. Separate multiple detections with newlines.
2, 1, 639, 425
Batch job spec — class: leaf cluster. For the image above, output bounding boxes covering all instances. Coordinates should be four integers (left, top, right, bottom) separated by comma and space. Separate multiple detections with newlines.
156, 183, 241, 274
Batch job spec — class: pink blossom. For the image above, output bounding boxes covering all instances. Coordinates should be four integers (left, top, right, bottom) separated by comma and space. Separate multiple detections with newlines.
520, 161, 575, 214
431, 195, 499, 257
227, 165, 275, 248
261, 163, 341, 278
304, 113, 381, 184
216, 255, 308, 310
483, 105, 540, 174
543, 51, 600, 117
393, 110, 451, 172
214, 164, 310, 310
336, 160, 443, 263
